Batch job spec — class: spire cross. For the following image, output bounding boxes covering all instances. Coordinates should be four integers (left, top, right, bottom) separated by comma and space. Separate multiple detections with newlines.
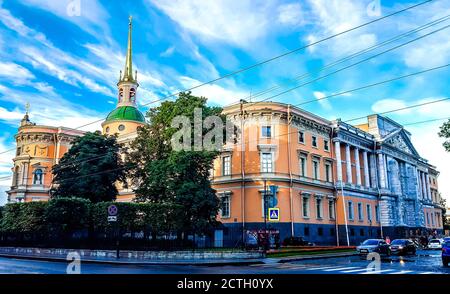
25, 102, 30, 114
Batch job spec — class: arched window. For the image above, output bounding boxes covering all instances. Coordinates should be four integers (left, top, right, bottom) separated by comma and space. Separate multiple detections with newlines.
33, 168, 43, 185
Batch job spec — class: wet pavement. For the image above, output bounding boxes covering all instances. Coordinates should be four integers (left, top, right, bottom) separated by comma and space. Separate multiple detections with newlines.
0, 249, 448, 274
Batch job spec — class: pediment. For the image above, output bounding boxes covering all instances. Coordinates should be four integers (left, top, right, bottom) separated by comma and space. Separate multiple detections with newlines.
384, 131, 419, 157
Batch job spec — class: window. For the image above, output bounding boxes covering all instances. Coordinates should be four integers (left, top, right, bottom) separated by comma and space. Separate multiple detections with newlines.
261, 152, 273, 173
312, 160, 320, 180
316, 198, 322, 219
325, 163, 332, 182
222, 156, 231, 176
300, 156, 307, 177
118, 124, 125, 131
304, 227, 310, 236
328, 199, 335, 219
367, 204, 372, 222
13, 166, 20, 186
324, 139, 330, 151
105, 127, 110, 133
312, 136, 318, 148
426, 213, 430, 225
350, 228, 355, 236
261, 126, 272, 138
302, 196, 310, 218
431, 213, 435, 226
360, 229, 365, 236
220, 194, 230, 218
358, 203, 363, 221
375, 205, 380, 222
298, 131, 305, 143
348, 201, 354, 220
16, 147, 21, 156
33, 169, 43, 185
330, 228, 336, 236
318, 227, 323, 236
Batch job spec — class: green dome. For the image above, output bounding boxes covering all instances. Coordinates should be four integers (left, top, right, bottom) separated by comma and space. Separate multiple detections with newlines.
105, 106, 145, 123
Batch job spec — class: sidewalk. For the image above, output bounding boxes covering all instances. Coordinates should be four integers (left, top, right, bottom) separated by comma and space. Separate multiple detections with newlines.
0, 252, 265, 266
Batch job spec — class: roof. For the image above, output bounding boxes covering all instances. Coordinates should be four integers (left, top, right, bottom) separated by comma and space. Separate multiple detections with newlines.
105, 106, 145, 123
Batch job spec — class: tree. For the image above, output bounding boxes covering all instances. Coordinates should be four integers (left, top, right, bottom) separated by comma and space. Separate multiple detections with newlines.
52, 131, 126, 203
438, 119, 450, 152
128, 92, 224, 236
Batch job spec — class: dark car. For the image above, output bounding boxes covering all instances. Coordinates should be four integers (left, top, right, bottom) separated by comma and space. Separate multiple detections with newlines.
442, 241, 450, 267
389, 239, 416, 255
282, 237, 313, 246
356, 239, 391, 255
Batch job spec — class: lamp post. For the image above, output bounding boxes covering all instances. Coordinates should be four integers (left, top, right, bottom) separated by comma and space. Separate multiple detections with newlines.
263, 179, 269, 253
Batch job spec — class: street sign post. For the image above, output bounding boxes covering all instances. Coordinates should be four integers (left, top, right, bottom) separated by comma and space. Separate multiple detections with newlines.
107, 205, 120, 259
268, 208, 280, 222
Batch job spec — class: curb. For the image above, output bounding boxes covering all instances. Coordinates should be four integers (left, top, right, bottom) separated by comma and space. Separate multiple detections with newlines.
0, 253, 265, 266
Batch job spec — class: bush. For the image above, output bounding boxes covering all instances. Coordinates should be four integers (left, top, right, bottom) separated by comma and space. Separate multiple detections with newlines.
0, 202, 48, 233
45, 197, 91, 234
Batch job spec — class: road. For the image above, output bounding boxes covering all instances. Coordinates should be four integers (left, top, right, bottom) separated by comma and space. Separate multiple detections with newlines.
0, 250, 448, 274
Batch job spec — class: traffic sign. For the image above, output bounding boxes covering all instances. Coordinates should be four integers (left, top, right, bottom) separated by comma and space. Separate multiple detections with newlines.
108, 216, 117, 222
268, 208, 280, 222
108, 205, 118, 216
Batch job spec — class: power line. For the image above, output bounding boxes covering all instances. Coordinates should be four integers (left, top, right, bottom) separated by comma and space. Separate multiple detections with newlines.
242, 23, 450, 109
0, 1, 436, 157
229, 13, 450, 105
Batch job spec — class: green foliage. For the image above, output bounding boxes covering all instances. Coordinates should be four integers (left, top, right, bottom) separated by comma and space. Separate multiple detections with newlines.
128, 92, 223, 235
0, 202, 48, 233
438, 119, 450, 152
45, 198, 91, 233
52, 131, 126, 203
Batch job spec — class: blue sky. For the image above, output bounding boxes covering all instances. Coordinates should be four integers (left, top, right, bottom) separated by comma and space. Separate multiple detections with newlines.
0, 0, 449, 205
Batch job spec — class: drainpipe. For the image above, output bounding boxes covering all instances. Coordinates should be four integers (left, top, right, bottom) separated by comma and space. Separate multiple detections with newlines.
287, 105, 294, 237
240, 100, 246, 245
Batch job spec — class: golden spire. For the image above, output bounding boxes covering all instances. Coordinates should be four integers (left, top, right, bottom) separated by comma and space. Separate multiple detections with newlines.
121, 15, 135, 82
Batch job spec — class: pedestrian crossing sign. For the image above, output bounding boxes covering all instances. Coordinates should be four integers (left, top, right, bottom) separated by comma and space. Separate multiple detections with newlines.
268, 208, 280, 221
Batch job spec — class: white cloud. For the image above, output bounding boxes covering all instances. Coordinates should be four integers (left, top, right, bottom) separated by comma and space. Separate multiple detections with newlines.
160, 46, 175, 57
178, 76, 246, 106
371, 99, 411, 115
150, 0, 276, 47
0, 61, 35, 84
0, 107, 24, 125
313, 91, 332, 110
403, 34, 450, 69
372, 97, 450, 118
16, 0, 110, 37
277, 3, 306, 26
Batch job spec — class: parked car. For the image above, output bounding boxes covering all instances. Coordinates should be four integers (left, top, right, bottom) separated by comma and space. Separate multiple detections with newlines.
389, 239, 417, 255
282, 237, 313, 246
443, 237, 450, 243
442, 241, 450, 267
428, 239, 443, 250
356, 239, 390, 255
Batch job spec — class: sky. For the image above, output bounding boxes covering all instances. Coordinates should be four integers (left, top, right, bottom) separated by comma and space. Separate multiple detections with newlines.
0, 0, 449, 206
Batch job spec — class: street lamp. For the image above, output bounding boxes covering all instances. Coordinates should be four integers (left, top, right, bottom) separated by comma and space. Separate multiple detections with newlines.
263, 179, 269, 253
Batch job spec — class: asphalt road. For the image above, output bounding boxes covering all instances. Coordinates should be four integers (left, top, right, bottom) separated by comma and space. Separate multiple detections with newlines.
0, 250, 448, 274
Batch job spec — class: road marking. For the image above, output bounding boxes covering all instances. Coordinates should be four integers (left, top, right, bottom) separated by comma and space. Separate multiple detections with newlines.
388, 270, 414, 274
362, 269, 395, 274
323, 267, 359, 272
341, 268, 370, 273
304, 266, 342, 271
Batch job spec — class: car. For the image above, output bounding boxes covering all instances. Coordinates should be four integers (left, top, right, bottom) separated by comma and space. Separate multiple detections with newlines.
443, 237, 450, 243
389, 239, 417, 255
442, 241, 450, 267
282, 236, 313, 246
356, 239, 391, 255
428, 239, 443, 250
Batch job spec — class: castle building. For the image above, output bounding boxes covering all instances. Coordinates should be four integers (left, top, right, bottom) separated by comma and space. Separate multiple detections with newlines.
212, 101, 445, 246
4, 19, 445, 245
6, 109, 84, 202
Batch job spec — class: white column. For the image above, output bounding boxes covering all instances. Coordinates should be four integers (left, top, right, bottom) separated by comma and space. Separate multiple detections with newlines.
334, 141, 343, 183
383, 155, 389, 189
370, 154, 377, 188
345, 144, 352, 184
425, 173, 432, 201
378, 153, 386, 189
363, 151, 370, 188
421, 172, 427, 200
354, 148, 361, 186
416, 168, 423, 199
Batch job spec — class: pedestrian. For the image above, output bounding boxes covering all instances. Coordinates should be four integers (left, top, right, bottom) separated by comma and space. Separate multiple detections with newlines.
385, 236, 391, 244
